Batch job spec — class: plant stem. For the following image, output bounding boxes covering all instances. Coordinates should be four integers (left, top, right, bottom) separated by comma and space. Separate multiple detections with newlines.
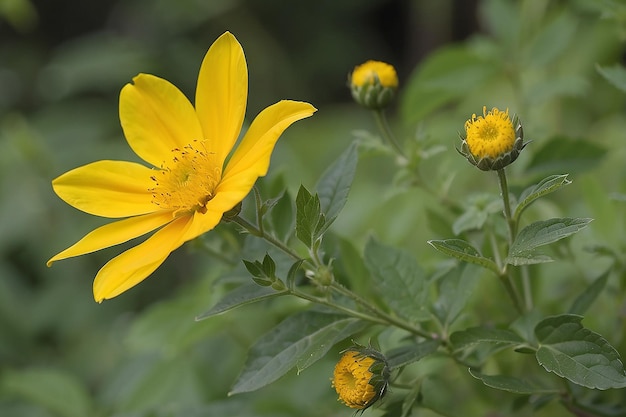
497, 168, 516, 243
231, 215, 303, 262
373, 109, 406, 159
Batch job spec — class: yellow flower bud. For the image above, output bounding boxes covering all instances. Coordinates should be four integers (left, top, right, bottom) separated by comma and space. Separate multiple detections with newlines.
331, 346, 389, 410
349, 60, 398, 110
458, 106, 526, 171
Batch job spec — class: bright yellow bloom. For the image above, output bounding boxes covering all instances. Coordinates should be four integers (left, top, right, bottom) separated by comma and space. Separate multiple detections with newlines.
349, 60, 398, 110
459, 106, 526, 171
47, 32, 316, 302
464, 107, 515, 159
351, 60, 398, 89
332, 348, 389, 410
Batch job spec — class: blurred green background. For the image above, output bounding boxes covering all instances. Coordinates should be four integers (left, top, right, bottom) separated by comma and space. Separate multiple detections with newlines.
2, 0, 626, 416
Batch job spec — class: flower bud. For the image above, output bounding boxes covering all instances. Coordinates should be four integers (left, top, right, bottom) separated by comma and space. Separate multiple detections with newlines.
332, 345, 390, 410
349, 60, 398, 110
458, 106, 527, 171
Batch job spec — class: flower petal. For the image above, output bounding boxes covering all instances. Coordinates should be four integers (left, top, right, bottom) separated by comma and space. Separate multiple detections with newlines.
93, 216, 191, 302
120, 73, 204, 167
195, 31, 247, 167
221, 100, 316, 187
52, 160, 157, 218
47, 211, 176, 266
178, 197, 229, 243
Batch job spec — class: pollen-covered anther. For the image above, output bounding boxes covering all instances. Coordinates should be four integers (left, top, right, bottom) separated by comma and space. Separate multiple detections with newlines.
149, 140, 221, 214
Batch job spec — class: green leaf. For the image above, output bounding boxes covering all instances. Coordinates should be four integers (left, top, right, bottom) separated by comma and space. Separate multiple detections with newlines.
596, 63, 626, 93
525, 136, 607, 176
428, 239, 500, 275
1, 368, 93, 417
514, 174, 571, 222
434, 263, 481, 327
316, 141, 358, 229
230, 311, 366, 394
195, 283, 287, 320
267, 190, 294, 242
386, 340, 440, 369
568, 269, 610, 316
295, 185, 326, 248
450, 327, 524, 351
469, 369, 558, 394
535, 314, 626, 389
364, 237, 430, 322
506, 218, 592, 266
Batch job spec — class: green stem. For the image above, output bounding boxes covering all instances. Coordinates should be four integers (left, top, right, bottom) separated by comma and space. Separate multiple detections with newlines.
521, 265, 533, 311
372, 109, 406, 159
231, 215, 303, 262
497, 168, 516, 243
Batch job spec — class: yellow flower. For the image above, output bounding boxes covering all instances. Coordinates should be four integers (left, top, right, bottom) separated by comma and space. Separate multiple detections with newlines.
349, 60, 398, 109
351, 60, 398, 89
47, 32, 316, 302
459, 106, 526, 171
332, 348, 389, 410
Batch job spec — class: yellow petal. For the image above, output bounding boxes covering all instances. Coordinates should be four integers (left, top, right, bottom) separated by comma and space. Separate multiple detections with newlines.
52, 160, 156, 218
178, 196, 229, 243
195, 31, 247, 167
93, 216, 191, 302
120, 74, 204, 167
221, 100, 316, 182
47, 211, 175, 266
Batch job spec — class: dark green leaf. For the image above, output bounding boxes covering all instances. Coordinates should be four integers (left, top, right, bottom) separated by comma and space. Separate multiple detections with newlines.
596, 63, 626, 93
316, 141, 358, 229
267, 190, 294, 242
469, 369, 558, 394
525, 136, 607, 176
386, 340, 440, 369
435, 263, 481, 327
451, 327, 524, 351
506, 218, 592, 265
364, 237, 430, 322
295, 185, 325, 248
568, 269, 610, 315
535, 314, 626, 389
514, 174, 571, 222
195, 283, 286, 320
230, 311, 366, 394
428, 239, 500, 274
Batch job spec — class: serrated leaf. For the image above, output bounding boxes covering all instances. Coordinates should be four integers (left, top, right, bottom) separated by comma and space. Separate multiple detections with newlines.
514, 174, 571, 222
230, 311, 366, 394
535, 314, 626, 389
1, 368, 93, 417
295, 185, 325, 248
596, 63, 626, 93
386, 340, 440, 369
364, 237, 430, 322
469, 369, 558, 394
506, 218, 592, 266
195, 283, 286, 320
316, 141, 358, 230
450, 327, 524, 351
428, 239, 500, 274
568, 269, 610, 316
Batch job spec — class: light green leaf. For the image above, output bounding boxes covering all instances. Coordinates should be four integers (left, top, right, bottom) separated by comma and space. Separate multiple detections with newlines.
596, 63, 626, 93
1, 368, 93, 417
230, 311, 366, 394
469, 369, 558, 394
535, 314, 626, 389
506, 218, 592, 266
267, 190, 294, 242
364, 237, 430, 322
514, 174, 571, 222
428, 239, 500, 275
386, 340, 440, 369
295, 185, 325, 248
195, 283, 287, 320
568, 269, 610, 316
434, 263, 481, 327
450, 327, 524, 351
525, 136, 607, 176
316, 141, 358, 230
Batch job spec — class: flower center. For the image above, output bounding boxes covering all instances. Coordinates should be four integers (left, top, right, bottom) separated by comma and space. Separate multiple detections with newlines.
464, 107, 515, 159
150, 140, 221, 216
